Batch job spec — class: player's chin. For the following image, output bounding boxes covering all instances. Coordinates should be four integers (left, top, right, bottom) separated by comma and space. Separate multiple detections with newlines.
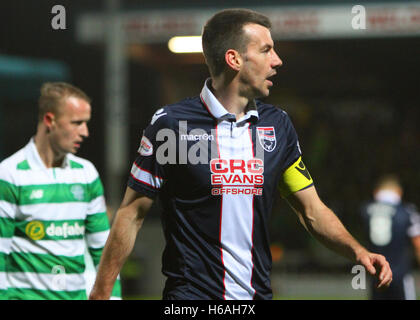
260, 87, 271, 97
262, 82, 273, 95
251, 85, 270, 99
68, 145, 80, 154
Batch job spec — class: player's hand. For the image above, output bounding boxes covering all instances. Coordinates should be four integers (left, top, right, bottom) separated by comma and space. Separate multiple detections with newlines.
356, 251, 392, 289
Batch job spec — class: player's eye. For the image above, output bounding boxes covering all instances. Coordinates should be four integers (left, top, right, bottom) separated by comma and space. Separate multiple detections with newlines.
72, 121, 86, 126
262, 47, 272, 55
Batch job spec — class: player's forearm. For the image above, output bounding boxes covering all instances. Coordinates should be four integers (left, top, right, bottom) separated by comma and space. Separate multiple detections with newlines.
302, 205, 367, 262
89, 206, 144, 299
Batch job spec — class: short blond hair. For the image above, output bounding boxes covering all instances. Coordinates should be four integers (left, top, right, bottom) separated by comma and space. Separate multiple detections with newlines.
38, 82, 91, 122
375, 174, 401, 190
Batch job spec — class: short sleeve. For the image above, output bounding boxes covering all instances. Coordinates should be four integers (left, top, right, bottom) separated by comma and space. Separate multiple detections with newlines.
278, 156, 314, 198
280, 112, 302, 172
127, 108, 169, 198
277, 113, 314, 198
0, 163, 17, 298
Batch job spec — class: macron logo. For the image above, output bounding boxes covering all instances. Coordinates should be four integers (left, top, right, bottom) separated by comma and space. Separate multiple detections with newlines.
180, 133, 214, 141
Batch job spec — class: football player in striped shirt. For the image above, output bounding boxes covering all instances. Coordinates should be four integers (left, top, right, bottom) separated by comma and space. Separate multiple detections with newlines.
90, 9, 392, 300
0, 82, 121, 300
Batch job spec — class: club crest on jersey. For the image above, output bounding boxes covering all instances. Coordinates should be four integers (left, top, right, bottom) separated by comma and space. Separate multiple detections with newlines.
138, 135, 153, 156
70, 184, 85, 201
257, 127, 276, 152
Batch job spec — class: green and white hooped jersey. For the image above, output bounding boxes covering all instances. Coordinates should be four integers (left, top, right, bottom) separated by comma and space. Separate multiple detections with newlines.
0, 138, 121, 300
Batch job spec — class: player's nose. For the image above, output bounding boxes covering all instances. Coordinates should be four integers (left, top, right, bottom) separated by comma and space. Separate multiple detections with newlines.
80, 122, 89, 138
272, 50, 282, 68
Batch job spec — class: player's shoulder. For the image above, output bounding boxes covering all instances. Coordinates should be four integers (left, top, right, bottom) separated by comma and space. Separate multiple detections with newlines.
165, 96, 203, 119
0, 146, 27, 180
403, 202, 420, 215
66, 154, 101, 184
148, 96, 203, 127
256, 101, 291, 122
67, 153, 98, 173
256, 101, 296, 134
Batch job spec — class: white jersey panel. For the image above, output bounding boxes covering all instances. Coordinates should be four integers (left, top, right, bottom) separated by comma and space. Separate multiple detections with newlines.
15, 202, 90, 221
217, 122, 255, 300
7, 272, 86, 291
11, 237, 86, 257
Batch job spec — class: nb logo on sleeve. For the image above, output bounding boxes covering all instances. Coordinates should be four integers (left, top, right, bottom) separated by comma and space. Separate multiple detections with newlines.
30, 189, 44, 200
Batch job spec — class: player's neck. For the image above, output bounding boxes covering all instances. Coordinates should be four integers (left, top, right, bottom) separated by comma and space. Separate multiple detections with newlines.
211, 76, 249, 120
34, 127, 66, 168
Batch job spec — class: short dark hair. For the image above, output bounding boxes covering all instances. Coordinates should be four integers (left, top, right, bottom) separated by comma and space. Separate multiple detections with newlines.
38, 82, 91, 122
202, 8, 271, 77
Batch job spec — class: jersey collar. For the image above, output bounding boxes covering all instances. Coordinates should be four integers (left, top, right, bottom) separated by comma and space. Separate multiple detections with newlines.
25, 137, 70, 170
200, 78, 259, 124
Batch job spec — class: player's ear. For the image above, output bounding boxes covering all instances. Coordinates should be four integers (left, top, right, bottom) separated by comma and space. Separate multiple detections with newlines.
225, 49, 242, 72
43, 112, 55, 130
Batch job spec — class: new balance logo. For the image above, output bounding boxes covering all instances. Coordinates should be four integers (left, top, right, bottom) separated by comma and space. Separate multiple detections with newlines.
30, 189, 44, 199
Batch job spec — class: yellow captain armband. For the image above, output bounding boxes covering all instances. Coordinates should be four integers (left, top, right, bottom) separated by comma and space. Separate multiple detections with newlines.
278, 156, 314, 198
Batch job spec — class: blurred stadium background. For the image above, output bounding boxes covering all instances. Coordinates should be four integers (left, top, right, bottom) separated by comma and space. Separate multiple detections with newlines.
1, 0, 419, 299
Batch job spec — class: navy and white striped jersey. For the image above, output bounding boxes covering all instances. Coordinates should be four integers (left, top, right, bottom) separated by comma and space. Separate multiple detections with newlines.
128, 80, 314, 300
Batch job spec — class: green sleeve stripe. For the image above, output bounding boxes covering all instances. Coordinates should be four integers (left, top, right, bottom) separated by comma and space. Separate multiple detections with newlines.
0, 179, 18, 203
0, 289, 8, 300
111, 279, 122, 298
85, 212, 109, 233
0, 217, 15, 238
7, 252, 85, 274
7, 287, 87, 300
88, 247, 103, 266
0, 252, 6, 272
89, 178, 104, 200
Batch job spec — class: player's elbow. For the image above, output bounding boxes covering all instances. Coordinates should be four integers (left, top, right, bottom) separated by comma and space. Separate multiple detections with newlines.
301, 203, 331, 230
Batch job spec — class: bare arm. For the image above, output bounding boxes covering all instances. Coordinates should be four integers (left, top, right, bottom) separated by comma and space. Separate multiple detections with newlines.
89, 186, 154, 300
286, 186, 392, 288
411, 235, 420, 266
